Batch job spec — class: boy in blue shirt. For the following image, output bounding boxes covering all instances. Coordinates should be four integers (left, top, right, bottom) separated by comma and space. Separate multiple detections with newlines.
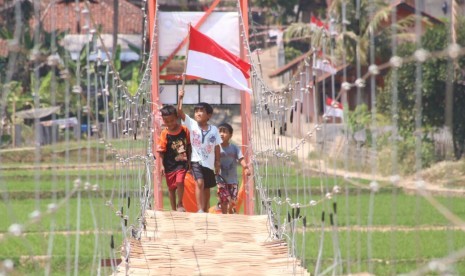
217, 123, 250, 214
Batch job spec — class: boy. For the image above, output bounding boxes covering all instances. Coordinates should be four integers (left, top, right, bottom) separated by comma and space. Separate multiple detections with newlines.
157, 105, 190, 212
177, 89, 222, 213
217, 123, 250, 214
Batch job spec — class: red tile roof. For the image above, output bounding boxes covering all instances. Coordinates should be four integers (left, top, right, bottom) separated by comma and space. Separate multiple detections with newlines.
36, 0, 143, 34
0, 0, 143, 57
391, 0, 443, 25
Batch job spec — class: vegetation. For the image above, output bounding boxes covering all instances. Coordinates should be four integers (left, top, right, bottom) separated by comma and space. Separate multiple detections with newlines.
1, 0, 465, 274
298, 231, 465, 275
0, 2, 143, 148
3, 165, 465, 274
282, 0, 419, 67
378, 17, 465, 160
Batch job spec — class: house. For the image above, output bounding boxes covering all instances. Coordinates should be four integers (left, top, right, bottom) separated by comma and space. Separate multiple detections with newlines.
0, 0, 144, 60
401, 0, 465, 19
296, 0, 330, 23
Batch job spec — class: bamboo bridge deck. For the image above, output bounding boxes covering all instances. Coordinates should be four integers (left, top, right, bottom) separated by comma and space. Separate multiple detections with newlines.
113, 210, 309, 275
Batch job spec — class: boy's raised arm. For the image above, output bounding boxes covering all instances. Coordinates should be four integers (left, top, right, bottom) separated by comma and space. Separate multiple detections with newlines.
177, 89, 186, 121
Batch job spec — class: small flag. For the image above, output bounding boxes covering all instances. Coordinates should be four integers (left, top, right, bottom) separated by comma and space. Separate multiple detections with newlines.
310, 15, 328, 30
314, 50, 337, 75
324, 96, 344, 118
186, 26, 252, 93
315, 59, 337, 75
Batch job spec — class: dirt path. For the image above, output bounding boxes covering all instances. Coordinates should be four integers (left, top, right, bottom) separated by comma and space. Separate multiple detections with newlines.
304, 161, 465, 197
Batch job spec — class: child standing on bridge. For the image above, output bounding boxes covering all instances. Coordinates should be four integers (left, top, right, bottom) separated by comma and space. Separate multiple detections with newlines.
177, 89, 222, 213
157, 105, 190, 212
217, 123, 250, 214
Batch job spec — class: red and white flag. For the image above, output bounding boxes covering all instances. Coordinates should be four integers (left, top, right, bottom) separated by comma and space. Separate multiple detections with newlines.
314, 50, 337, 75
310, 15, 338, 36
315, 59, 337, 75
310, 15, 328, 30
185, 26, 252, 93
324, 96, 344, 118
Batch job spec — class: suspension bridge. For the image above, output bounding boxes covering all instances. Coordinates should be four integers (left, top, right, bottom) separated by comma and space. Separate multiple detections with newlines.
1, 0, 465, 275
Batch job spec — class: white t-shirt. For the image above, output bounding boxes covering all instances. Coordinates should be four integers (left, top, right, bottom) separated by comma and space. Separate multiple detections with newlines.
183, 114, 222, 171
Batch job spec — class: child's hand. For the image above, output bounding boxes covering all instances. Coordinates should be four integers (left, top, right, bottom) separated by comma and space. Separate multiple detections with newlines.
160, 166, 165, 176
178, 89, 184, 98
244, 167, 251, 176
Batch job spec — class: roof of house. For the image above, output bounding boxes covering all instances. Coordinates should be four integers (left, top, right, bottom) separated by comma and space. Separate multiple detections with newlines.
268, 51, 310, 78
269, 50, 349, 89
36, 0, 143, 34
0, 0, 143, 57
392, 0, 443, 25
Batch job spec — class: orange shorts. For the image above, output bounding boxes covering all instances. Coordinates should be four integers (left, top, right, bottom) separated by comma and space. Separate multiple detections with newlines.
165, 169, 187, 191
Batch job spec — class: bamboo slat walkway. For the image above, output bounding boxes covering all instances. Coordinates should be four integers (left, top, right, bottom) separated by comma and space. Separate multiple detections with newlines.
113, 210, 309, 275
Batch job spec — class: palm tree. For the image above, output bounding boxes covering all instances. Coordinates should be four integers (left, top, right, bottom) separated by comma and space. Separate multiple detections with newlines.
331, 0, 387, 65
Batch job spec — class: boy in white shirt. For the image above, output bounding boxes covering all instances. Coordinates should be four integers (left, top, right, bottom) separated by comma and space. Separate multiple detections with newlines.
177, 89, 222, 213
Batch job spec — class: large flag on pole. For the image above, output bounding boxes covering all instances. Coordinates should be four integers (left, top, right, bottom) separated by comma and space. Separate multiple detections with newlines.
185, 25, 252, 93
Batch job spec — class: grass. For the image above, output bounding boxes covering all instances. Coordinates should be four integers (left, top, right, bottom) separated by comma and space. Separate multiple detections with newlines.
0, 194, 174, 275
1, 173, 140, 192
1, 198, 121, 233
267, 192, 465, 227
3, 186, 465, 274
0, 137, 150, 164
1, 233, 122, 276
2, 149, 465, 275
297, 230, 465, 275
269, 188, 465, 274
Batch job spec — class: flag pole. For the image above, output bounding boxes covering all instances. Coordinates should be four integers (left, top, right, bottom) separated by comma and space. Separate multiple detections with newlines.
239, 0, 253, 215
181, 23, 191, 91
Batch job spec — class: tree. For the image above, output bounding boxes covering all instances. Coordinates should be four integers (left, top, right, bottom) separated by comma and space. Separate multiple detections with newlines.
328, 0, 387, 65
378, 18, 465, 160
281, 0, 418, 68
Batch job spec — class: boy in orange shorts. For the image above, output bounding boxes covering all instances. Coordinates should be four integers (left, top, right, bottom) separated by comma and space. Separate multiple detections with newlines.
157, 105, 190, 211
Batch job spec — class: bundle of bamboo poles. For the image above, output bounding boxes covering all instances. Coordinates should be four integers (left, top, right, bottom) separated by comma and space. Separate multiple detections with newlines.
113, 210, 309, 275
